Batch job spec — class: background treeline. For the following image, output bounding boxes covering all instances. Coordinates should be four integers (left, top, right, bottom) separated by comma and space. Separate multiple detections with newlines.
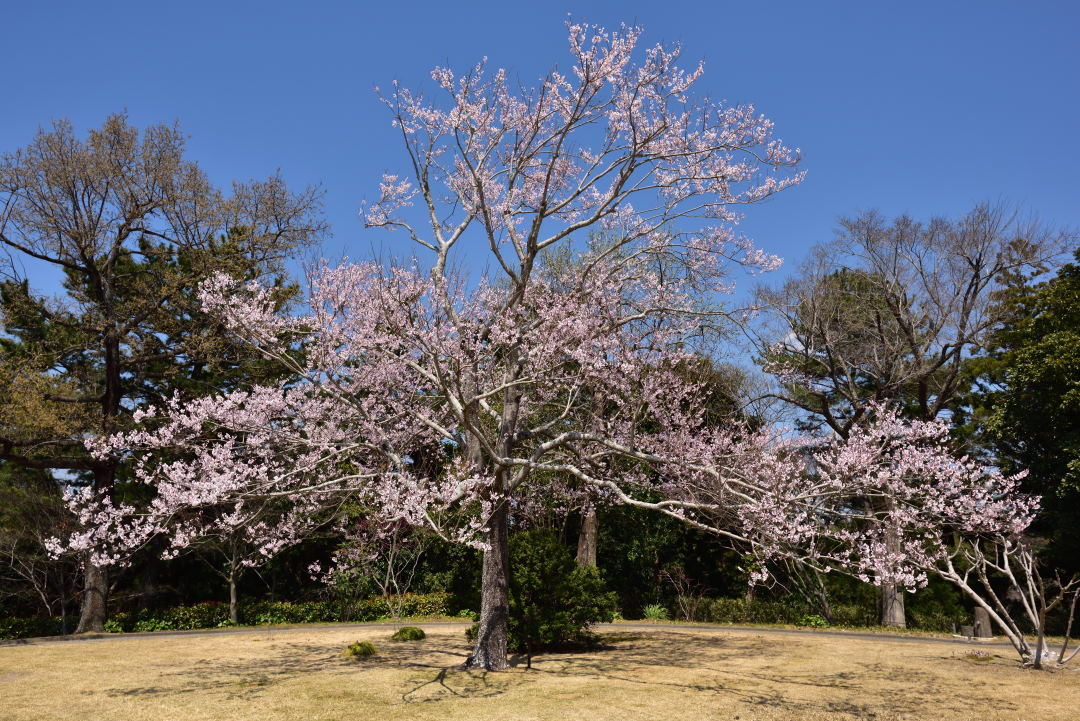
1, 116, 1076, 639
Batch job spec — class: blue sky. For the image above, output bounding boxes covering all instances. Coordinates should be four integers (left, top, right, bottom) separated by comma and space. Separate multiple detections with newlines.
6, 0, 1078, 292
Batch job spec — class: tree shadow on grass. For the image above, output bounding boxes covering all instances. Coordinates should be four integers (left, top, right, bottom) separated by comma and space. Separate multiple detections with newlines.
400, 630, 1022, 718
522, 631, 1022, 718
99, 629, 1026, 718
395, 632, 804, 708
101, 637, 470, 702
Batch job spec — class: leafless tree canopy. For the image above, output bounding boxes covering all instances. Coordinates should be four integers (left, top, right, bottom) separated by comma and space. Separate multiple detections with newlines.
755, 203, 1073, 437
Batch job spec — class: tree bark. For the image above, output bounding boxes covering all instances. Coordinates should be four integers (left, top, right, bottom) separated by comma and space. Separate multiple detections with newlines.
75, 460, 116, 633
74, 328, 122, 634
879, 583, 906, 627
878, 513, 907, 627
74, 561, 107, 633
576, 505, 598, 568
229, 573, 239, 625
467, 500, 510, 671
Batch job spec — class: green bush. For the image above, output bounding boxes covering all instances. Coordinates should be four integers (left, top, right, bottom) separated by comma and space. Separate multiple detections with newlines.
508, 529, 617, 656
389, 626, 426, 642
906, 607, 968, 633
342, 641, 378, 658
828, 603, 877, 628
798, 613, 830, 628
697, 595, 960, 631
642, 604, 670, 621
702, 597, 803, 625
0, 616, 65, 640
79, 592, 453, 636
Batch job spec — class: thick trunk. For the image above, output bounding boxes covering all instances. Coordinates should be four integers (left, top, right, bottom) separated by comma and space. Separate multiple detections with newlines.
879, 583, 906, 627
575, 506, 598, 568
75, 561, 107, 633
467, 500, 510, 671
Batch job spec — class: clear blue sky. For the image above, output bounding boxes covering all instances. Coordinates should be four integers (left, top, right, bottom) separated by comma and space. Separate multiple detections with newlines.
6, 0, 1079, 288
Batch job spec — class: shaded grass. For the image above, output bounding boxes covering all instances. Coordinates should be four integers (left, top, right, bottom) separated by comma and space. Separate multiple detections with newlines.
0, 625, 1076, 720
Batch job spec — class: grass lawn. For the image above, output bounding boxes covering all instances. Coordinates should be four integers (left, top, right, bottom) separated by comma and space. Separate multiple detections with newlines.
1, 625, 1076, 721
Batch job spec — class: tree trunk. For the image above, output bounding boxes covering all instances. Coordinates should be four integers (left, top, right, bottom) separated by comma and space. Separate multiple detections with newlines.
75, 561, 107, 633
575, 506, 598, 567
74, 329, 121, 634
467, 500, 510, 671
878, 518, 906, 627
229, 573, 239, 625
879, 583, 906, 627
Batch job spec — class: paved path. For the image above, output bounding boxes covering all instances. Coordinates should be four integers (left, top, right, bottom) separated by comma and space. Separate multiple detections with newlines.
0, 620, 1014, 650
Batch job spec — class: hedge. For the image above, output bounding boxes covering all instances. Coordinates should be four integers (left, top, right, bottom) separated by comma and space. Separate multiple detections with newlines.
0, 591, 973, 640
0, 592, 453, 639
680, 596, 963, 632
0, 616, 66, 640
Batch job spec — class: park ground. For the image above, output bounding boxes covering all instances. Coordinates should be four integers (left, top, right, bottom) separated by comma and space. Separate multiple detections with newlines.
1, 624, 1076, 721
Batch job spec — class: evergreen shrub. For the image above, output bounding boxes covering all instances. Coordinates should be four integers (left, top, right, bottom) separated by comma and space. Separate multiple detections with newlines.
342, 641, 378, 658
463, 530, 618, 655
389, 626, 426, 641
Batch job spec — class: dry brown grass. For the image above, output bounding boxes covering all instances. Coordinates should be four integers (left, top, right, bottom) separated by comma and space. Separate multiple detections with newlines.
1, 625, 1076, 721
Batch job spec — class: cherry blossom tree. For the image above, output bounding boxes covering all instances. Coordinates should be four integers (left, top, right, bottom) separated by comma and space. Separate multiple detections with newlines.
50, 24, 1055, 672
55, 22, 805, 668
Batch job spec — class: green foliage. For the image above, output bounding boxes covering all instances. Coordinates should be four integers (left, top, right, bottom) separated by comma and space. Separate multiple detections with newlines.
798, 614, 830, 628
389, 626, 426, 642
342, 641, 377, 658
0, 616, 65, 639
507, 529, 617, 654
0, 463, 79, 620
0, 587, 978, 640
760, 266, 909, 433
827, 604, 882, 628
642, 604, 670, 621
596, 504, 746, 616
702, 597, 834, 626
698, 596, 967, 632
905, 576, 969, 632
49, 593, 452, 637
959, 249, 1080, 570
